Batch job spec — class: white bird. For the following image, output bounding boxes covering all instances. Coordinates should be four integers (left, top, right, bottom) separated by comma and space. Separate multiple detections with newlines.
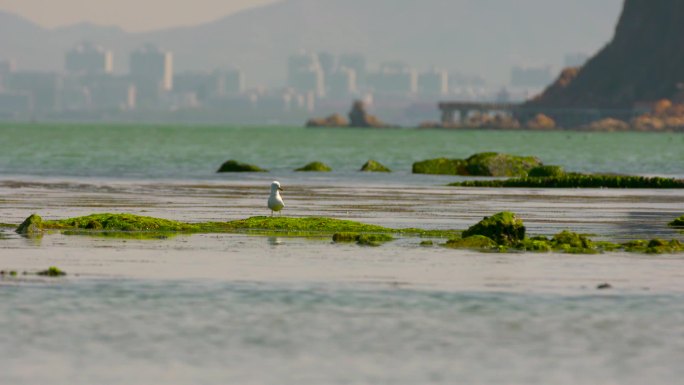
268, 181, 285, 216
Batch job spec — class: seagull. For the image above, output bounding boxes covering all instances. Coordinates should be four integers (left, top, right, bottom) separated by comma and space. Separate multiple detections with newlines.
268, 181, 285, 216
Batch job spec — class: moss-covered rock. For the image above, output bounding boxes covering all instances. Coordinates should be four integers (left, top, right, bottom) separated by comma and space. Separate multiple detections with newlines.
670, 215, 684, 227
332, 232, 394, 246
16, 214, 43, 235
412, 158, 468, 175
295, 161, 332, 172
413, 152, 542, 177
623, 239, 684, 254
360, 160, 391, 172
217, 160, 267, 173
462, 212, 526, 246
37, 267, 66, 277
44, 213, 199, 232
528, 165, 565, 178
517, 237, 553, 252
451, 175, 684, 188
551, 230, 598, 254
464, 152, 542, 177
445, 235, 497, 249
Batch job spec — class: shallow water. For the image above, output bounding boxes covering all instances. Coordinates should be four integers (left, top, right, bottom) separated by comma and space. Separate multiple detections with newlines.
1, 125, 684, 384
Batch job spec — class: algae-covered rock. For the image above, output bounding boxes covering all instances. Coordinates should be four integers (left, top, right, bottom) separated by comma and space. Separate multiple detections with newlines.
462, 212, 526, 246
360, 160, 391, 172
412, 158, 467, 175
517, 237, 553, 252
413, 152, 541, 177
451, 175, 684, 188
420, 240, 434, 247
332, 232, 393, 246
670, 215, 684, 227
551, 230, 597, 254
217, 160, 267, 173
43, 213, 198, 232
528, 165, 565, 178
37, 267, 66, 277
445, 235, 497, 249
16, 214, 43, 235
624, 239, 684, 254
295, 161, 332, 172
465, 152, 542, 177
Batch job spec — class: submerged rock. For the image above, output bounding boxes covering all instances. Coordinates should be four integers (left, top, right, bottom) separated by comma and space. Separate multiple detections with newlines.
332, 232, 393, 247
360, 160, 391, 172
452, 175, 684, 189
412, 158, 467, 175
16, 214, 42, 235
445, 235, 497, 249
551, 230, 597, 254
670, 215, 684, 227
295, 161, 332, 172
528, 165, 565, 178
462, 212, 526, 246
36, 266, 66, 277
217, 160, 267, 173
413, 152, 541, 177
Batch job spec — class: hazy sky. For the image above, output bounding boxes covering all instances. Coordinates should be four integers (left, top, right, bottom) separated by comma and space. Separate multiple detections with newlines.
0, 0, 279, 31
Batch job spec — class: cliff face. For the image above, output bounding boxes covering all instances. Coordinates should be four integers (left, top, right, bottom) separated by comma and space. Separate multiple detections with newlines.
528, 0, 684, 108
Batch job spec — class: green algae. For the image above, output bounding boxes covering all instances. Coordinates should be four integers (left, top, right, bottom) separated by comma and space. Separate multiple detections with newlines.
462, 212, 526, 246
419, 240, 434, 247
210, 216, 392, 234
450, 174, 684, 188
216, 160, 267, 173
16, 214, 43, 235
36, 267, 66, 277
44, 213, 199, 232
670, 216, 684, 227
622, 239, 684, 254
295, 161, 332, 172
528, 165, 565, 178
445, 235, 497, 250
413, 152, 541, 177
333, 232, 394, 247
360, 160, 391, 172
412, 158, 467, 175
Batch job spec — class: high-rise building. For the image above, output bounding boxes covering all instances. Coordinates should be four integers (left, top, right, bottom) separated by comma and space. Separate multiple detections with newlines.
367, 62, 417, 95
6, 71, 63, 112
65, 42, 113, 75
338, 54, 366, 86
288, 52, 325, 97
419, 69, 449, 96
130, 44, 173, 91
327, 67, 357, 98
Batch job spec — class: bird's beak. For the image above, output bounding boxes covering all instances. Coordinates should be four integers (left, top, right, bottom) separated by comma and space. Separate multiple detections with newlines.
278, 187, 284, 192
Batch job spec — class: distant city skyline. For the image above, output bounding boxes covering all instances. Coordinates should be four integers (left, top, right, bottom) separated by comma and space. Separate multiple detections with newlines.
0, 0, 278, 32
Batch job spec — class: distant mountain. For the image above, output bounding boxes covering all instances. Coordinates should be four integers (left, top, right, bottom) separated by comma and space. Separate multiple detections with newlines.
528, 0, 684, 108
0, 0, 623, 85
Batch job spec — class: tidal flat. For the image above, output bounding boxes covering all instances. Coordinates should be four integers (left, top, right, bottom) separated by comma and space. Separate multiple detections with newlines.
1, 126, 684, 384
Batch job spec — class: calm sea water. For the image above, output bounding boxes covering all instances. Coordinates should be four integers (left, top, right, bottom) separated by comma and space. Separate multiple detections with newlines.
1, 124, 684, 384
0, 124, 682, 180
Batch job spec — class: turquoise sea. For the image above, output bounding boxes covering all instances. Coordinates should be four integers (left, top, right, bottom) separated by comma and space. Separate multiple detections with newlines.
0, 123, 682, 180
1, 124, 684, 384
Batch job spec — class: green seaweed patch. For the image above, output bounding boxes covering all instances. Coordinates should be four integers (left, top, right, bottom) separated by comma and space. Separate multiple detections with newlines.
207, 216, 393, 234
37, 267, 66, 277
295, 161, 332, 172
445, 235, 497, 250
412, 158, 467, 175
419, 240, 434, 247
528, 165, 565, 178
217, 160, 267, 173
360, 160, 391, 172
550, 230, 600, 254
462, 212, 526, 246
670, 215, 684, 227
413, 152, 541, 177
0, 223, 16, 228
0, 270, 18, 277
450, 174, 684, 188
61, 230, 178, 240
622, 239, 684, 254
332, 232, 394, 247
44, 213, 199, 232
16, 214, 43, 235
